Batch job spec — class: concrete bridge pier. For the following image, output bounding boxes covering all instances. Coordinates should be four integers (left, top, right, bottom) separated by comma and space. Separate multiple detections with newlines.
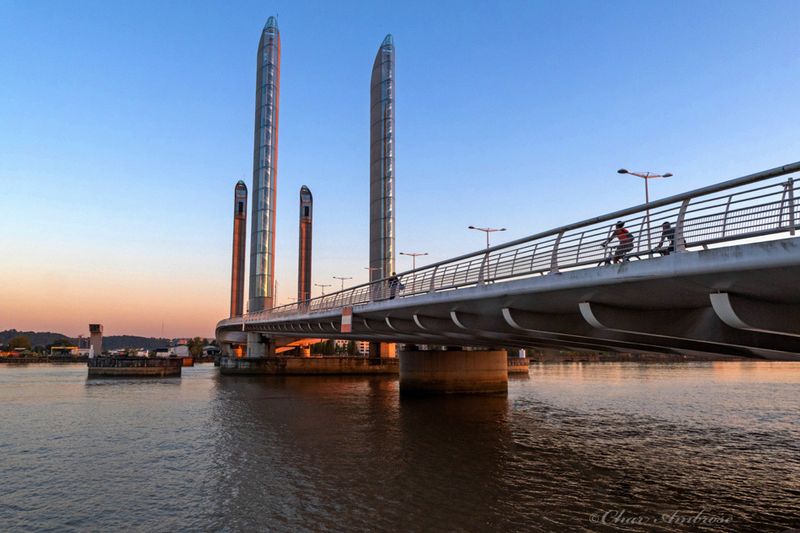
247, 332, 274, 358
220, 342, 246, 358
399, 348, 508, 395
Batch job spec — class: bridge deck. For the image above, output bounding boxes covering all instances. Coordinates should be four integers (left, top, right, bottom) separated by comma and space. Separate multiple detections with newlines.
218, 162, 800, 360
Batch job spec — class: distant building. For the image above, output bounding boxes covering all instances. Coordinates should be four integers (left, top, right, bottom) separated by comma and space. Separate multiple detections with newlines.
50, 346, 80, 356
356, 341, 369, 356
170, 345, 190, 357
333, 339, 370, 356
89, 324, 103, 355
153, 348, 170, 358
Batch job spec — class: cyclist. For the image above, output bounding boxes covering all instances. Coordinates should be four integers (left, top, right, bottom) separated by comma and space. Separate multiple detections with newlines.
602, 221, 635, 264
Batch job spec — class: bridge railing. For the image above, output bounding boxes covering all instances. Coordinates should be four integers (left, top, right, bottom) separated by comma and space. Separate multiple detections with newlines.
228, 162, 800, 326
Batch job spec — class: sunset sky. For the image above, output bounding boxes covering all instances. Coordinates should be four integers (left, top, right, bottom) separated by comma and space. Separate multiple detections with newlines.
2, 0, 799, 337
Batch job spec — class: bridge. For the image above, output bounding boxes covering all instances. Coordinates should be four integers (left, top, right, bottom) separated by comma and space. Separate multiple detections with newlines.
217, 162, 800, 391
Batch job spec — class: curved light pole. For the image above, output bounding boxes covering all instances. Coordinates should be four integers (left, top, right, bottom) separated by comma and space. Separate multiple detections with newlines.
400, 251, 428, 270
468, 226, 506, 249
617, 169, 673, 250
333, 276, 352, 291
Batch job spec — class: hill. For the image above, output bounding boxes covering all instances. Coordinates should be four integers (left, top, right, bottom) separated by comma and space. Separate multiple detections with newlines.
0, 329, 70, 347
0, 329, 173, 350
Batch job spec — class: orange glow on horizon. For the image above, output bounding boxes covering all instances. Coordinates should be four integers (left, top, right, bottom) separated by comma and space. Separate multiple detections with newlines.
1, 261, 227, 338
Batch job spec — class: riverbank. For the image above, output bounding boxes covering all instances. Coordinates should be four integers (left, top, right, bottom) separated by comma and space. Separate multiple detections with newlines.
87, 356, 182, 377
0, 356, 89, 364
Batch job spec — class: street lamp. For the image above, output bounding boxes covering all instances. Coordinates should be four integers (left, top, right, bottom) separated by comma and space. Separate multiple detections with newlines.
314, 283, 331, 296
617, 168, 673, 249
333, 276, 352, 291
468, 226, 507, 249
399, 251, 428, 270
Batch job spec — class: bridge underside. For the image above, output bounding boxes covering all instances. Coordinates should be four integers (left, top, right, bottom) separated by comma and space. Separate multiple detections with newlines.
218, 239, 800, 360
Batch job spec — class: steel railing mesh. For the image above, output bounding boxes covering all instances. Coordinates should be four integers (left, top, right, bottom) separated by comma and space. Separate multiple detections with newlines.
214, 170, 800, 328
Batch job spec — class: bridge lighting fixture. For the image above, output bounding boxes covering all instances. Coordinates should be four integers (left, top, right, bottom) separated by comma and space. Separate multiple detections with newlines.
468, 226, 507, 249
617, 168, 673, 250
333, 276, 353, 291
314, 283, 332, 296
400, 251, 429, 270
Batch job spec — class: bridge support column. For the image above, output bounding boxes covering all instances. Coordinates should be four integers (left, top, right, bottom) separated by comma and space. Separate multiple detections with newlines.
399, 349, 507, 395
247, 332, 274, 358
220, 342, 245, 358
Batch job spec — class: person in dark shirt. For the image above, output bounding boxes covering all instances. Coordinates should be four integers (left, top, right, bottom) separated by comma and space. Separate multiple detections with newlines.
387, 272, 400, 299
657, 221, 676, 255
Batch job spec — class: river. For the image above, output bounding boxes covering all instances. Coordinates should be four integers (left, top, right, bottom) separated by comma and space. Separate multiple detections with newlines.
0, 362, 798, 532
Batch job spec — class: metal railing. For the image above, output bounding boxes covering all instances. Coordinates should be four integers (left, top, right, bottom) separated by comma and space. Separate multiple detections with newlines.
219, 161, 800, 328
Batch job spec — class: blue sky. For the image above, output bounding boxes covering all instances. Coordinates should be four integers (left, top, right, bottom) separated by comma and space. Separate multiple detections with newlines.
1, 0, 799, 337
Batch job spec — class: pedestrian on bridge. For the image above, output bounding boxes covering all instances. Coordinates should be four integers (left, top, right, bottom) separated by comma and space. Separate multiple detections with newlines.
602, 221, 635, 264
657, 221, 676, 255
388, 272, 403, 299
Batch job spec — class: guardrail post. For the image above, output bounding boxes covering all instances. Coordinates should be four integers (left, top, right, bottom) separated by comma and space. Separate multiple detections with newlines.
789, 178, 796, 236
477, 252, 489, 285
674, 199, 690, 252
549, 231, 564, 273
721, 195, 733, 238
528, 243, 538, 272
428, 265, 439, 293
510, 248, 519, 276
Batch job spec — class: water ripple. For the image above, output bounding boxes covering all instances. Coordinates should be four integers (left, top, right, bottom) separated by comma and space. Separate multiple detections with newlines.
0, 362, 798, 532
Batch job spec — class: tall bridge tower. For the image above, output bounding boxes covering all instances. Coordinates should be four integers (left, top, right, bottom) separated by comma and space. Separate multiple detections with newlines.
249, 16, 281, 314
230, 180, 247, 318
298, 186, 313, 303
369, 34, 395, 283
369, 35, 397, 359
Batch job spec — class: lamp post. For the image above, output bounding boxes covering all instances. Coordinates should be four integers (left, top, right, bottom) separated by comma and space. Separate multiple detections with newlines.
399, 251, 428, 270
468, 226, 506, 249
315, 283, 331, 296
617, 169, 673, 250
333, 276, 352, 291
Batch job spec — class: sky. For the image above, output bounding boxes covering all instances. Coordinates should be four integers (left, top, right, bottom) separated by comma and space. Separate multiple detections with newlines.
1, 0, 799, 338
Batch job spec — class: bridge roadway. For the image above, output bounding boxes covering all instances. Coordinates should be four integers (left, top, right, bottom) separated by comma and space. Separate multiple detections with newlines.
217, 162, 800, 361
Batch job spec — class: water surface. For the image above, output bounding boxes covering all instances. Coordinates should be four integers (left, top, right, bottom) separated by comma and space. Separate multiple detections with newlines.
0, 362, 798, 532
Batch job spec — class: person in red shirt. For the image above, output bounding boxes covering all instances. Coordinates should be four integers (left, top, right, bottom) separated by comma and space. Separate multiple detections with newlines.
602, 221, 635, 264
